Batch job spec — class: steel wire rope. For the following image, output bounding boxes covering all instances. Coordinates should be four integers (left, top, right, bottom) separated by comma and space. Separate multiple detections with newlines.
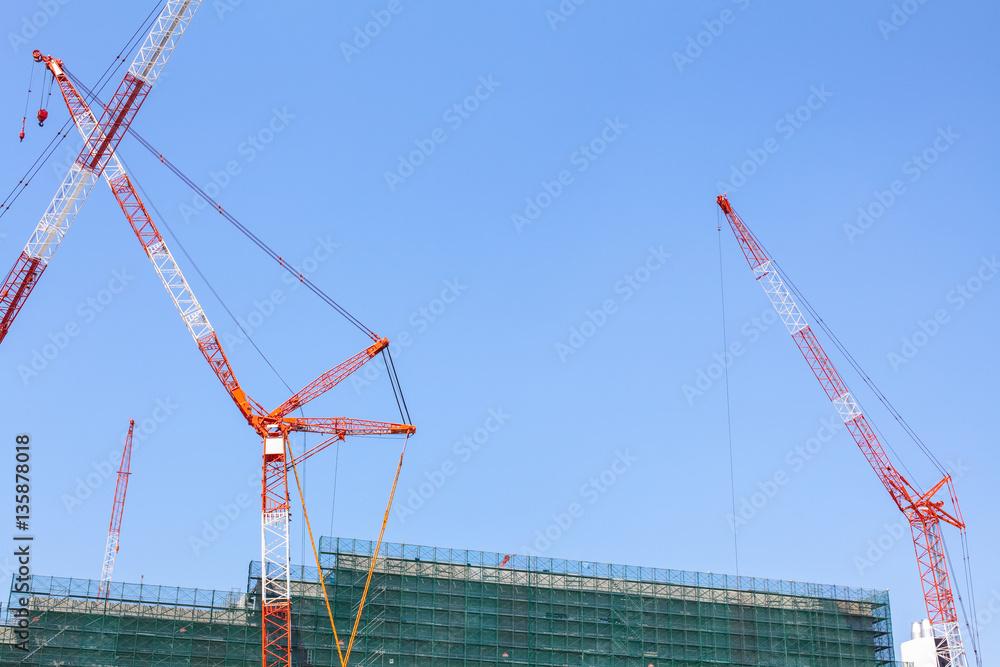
122, 128, 375, 338
750, 224, 947, 478
121, 153, 296, 397
288, 439, 347, 667
717, 211, 741, 578
343, 434, 409, 666
717, 209, 747, 664
944, 540, 984, 666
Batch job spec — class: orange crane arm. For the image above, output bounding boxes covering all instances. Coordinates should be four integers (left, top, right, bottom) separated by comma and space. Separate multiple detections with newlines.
269, 339, 389, 420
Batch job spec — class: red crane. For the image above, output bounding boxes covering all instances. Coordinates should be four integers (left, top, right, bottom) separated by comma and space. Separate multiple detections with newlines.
30, 21, 414, 666
0, 0, 200, 345
717, 194, 971, 667
99, 420, 135, 599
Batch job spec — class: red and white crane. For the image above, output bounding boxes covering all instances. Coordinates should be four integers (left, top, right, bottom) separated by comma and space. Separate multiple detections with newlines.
717, 194, 972, 667
99, 419, 135, 598
0, 0, 200, 345
25, 7, 414, 664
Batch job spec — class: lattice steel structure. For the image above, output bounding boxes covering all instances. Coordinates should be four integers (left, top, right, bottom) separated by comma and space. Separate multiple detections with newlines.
1, 537, 898, 666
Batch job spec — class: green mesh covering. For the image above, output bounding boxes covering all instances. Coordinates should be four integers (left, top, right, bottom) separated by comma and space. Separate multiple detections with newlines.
0, 536, 898, 666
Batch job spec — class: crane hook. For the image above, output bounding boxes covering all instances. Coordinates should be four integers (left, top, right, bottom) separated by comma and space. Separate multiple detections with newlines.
19, 117, 26, 142
36, 108, 48, 127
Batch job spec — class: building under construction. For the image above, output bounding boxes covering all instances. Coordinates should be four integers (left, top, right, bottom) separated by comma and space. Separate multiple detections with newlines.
1, 536, 897, 666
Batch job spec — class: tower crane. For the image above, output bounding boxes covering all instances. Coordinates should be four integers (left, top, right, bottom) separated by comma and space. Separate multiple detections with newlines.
99, 419, 135, 599
0, 0, 201, 345
716, 194, 972, 667
27, 10, 414, 665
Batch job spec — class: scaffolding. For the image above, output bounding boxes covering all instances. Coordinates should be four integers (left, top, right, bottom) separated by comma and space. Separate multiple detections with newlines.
1, 537, 898, 666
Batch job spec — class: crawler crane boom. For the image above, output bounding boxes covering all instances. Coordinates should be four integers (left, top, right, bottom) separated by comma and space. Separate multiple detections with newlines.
0, 0, 200, 344
99, 420, 135, 598
717, 194, 969, 667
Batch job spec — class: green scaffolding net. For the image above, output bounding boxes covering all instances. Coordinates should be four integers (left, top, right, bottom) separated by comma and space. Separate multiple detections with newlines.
1, 536, 898, 666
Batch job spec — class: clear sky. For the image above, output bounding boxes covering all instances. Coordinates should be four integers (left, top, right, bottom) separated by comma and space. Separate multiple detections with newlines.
1, 0, 997, 659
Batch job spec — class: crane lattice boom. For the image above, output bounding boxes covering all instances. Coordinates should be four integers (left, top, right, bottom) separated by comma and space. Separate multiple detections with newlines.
0, 0, 200, 345
717, 194, 969, 667
99, 420, 135, 598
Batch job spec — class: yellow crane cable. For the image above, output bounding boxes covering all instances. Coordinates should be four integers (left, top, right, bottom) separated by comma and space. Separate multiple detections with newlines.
287, 434, 410, 667
287, 440, 346, 667
343, 435, 409, 666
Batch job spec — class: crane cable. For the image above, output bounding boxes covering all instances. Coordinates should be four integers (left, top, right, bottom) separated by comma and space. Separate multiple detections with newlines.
122, 154, 297, 398
718, 210, 746, 662
19, 61, 34, 141
751, 224, 946, 479
68, 70, 378, 343
344, 434, 409, 666
288, 439, 347, 667
382, 348, 411, 426
944, 540, 984, 667
717, 210, 740, 579
288, 434, 410, 667
125, 125, 379, 341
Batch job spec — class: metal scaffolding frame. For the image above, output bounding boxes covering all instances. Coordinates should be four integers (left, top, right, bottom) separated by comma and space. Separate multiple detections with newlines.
0, 537, 899, 666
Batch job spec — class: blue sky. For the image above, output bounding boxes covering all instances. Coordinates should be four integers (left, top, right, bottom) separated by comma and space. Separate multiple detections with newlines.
1, 0, 998, 659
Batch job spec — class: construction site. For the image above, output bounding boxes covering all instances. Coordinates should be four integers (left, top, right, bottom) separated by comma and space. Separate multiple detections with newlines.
1, 537, 897, 666
0, 2, 992, 667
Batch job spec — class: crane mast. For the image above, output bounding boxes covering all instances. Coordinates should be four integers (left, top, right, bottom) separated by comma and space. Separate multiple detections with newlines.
0, 0, 200, 345
99, 420, 135, 598
716, 194, 969, 667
